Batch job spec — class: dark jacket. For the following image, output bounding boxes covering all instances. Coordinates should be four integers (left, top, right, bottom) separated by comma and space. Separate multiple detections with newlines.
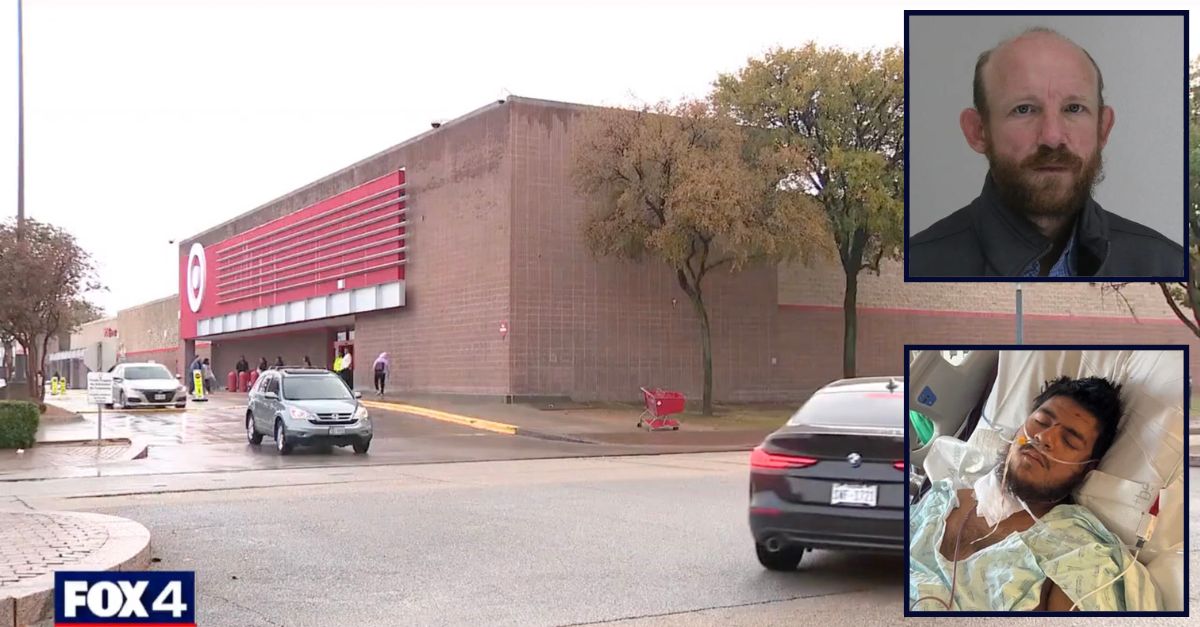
909, 175, 1185, 278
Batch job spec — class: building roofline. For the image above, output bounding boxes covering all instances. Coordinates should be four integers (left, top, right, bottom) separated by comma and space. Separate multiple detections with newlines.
116, 294, 179, 314
184, 96, 587, 245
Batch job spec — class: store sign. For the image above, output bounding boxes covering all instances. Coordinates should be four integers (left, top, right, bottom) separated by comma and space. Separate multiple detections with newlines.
186, 243, 207, 314
103, 328, 119, 338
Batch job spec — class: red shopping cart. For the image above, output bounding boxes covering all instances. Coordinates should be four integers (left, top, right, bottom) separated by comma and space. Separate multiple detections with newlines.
637, 387, 685, 431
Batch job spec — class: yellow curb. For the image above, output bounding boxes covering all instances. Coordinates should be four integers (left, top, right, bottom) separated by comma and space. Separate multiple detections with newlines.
361, 400, 519, 435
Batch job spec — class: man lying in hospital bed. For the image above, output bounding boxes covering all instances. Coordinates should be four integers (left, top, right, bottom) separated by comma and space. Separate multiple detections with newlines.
908, 375, 1162, 611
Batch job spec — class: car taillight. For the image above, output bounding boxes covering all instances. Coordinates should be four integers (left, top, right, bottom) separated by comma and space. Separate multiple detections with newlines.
751, 446, 818, 469
893, 461, 906, 470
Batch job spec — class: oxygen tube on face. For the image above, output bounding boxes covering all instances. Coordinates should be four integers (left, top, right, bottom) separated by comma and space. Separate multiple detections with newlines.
997, 423, 1150, 611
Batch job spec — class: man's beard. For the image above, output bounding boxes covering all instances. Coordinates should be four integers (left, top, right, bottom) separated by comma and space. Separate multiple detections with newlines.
995, 445, 1087, 504
986, 137, 1105, 219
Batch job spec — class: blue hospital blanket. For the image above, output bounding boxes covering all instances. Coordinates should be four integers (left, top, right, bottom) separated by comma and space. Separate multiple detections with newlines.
909, 479, 1161, 611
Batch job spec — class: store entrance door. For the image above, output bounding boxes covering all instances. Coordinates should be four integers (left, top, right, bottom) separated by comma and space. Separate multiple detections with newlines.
333, 328, 355, 388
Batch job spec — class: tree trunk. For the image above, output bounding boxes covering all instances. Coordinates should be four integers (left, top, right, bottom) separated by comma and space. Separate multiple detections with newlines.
1, 339, 11, 381
690, 292, 715, 416
25, 339, 42, 404
40, 332, 52, 404
840, 227, 868, 380
843, 268, 858, 379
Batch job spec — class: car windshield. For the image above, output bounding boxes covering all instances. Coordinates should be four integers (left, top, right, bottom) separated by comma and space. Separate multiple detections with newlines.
282, 375, 353, 400
787, 389, 903, 429
123, 366, 173, 380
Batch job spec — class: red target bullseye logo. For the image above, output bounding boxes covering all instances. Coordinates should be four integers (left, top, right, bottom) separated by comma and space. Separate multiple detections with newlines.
186, 243, 206, 313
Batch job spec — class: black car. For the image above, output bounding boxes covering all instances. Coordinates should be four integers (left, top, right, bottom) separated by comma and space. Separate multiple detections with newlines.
749, 376, 906, 570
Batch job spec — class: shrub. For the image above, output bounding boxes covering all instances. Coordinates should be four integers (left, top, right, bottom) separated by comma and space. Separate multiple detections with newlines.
0, 401, 39, 448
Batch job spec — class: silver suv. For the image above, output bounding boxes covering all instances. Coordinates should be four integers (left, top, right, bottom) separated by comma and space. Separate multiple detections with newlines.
246, 368, 372, 455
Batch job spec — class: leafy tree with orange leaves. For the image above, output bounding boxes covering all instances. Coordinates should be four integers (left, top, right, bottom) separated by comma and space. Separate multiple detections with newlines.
714, 44, 904, 378
572, 100, 828, 415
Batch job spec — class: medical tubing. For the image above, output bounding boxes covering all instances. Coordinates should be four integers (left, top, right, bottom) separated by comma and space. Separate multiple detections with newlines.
1067, 547, 1141, 611
977, 410, 1016, 443
912, 501, 976, 610
918, 435, 1155, 611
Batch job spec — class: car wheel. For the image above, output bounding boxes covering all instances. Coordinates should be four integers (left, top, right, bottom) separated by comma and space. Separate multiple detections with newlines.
246, 413, 263, 445
175, 402, 187, 409
352, 439, 370, 454
104, 402, 113, 410
275, 419, 293, 455
755, 541, 805, 571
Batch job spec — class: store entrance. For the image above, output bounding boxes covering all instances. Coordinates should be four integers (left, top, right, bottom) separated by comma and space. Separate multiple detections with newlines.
333, 328, 355, 387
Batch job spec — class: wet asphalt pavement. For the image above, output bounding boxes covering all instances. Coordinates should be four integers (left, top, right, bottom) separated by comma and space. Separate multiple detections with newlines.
9, 393, 742, 481
21, 459, 1192, 627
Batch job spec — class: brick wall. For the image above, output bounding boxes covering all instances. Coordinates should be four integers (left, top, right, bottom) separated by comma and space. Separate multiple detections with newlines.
780, 258, 1178, 320
117, 295, 182, 354
347, 103, 513, 395
771, 306, 1200, 395
507, 98, 783, 402
124, 348, 184, 377
774, 256, 1197, 391
71, 317, 120, 372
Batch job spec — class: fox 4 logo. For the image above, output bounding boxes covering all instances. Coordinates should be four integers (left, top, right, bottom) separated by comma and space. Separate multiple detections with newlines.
54, 571, 196, 626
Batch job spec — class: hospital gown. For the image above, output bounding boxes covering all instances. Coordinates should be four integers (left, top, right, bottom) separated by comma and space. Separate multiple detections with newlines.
909, 479, 1161, 611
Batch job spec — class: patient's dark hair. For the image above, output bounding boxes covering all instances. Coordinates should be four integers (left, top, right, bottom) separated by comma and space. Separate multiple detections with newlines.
1032, 376, 1123, 461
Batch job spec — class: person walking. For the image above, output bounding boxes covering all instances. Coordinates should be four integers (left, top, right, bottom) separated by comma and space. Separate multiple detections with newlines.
236, 355, 249, 374
202, 358, 216, 392
258, 357, 269, 373
372, 352, 389, 397
303, 355, 313, 367
274, 356, 284, 368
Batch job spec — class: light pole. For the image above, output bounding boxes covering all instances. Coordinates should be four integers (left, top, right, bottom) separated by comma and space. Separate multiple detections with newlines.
1015, 283, 1024, 344
16, 0, 24, 235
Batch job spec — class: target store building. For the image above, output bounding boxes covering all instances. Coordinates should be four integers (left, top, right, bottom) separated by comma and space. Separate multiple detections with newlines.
176, 96, 806, 403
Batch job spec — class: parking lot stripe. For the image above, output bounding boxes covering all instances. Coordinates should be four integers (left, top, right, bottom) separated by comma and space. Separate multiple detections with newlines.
360, 400, 519, 435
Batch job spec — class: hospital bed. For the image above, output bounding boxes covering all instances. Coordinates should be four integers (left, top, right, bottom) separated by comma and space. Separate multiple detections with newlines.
908, 349, 1186, 612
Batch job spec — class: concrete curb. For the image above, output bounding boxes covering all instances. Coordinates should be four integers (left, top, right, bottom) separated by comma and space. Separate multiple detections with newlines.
361, 400, 519, 435
0, 511, 152, 627
515, 429, 600, 444
30, 438, 150, 462
74, 407, 185, 415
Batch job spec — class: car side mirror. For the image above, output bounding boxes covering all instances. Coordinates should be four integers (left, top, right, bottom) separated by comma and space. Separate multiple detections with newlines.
264, 392, 278, 400
353, 391, 362, 399
113, 377, 123, 383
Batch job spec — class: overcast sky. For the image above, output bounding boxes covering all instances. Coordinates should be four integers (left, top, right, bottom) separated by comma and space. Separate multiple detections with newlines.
0, 0, 1195, 315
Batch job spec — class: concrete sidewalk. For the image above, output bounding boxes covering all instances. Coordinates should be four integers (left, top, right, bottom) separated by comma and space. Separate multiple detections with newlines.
0, 509, 151, 626
363, 392, 784, 448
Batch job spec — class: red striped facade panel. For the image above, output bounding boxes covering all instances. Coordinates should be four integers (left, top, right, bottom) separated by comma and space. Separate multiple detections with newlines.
180, 170, 406, 340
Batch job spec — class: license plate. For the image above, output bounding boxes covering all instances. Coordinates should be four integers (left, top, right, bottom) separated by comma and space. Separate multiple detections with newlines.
155, 393, 167, 401
330, 427, 345, 435
831, 483, 877, 507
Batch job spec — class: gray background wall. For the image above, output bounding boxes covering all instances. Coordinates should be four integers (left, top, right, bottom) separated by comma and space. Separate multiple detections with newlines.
907, 14, 1185, 243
